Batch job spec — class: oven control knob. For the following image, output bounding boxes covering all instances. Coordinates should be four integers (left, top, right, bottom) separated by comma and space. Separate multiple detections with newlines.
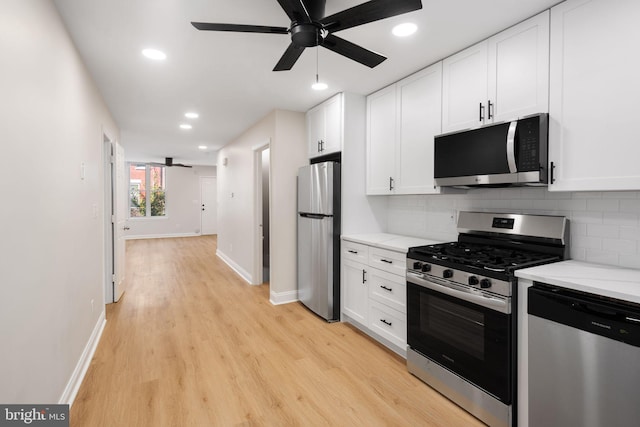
480, 278, 492, 289
421, 264, 432, 272
413, 261, 422, 270
468, 276, 479, 286
443, 269, 454, 279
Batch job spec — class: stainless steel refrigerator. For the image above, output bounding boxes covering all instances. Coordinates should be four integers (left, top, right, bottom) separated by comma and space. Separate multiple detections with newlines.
297, 161, 340, 321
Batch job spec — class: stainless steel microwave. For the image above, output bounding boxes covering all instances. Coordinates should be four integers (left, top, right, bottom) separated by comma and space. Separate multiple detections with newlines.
434, 113, 548, 187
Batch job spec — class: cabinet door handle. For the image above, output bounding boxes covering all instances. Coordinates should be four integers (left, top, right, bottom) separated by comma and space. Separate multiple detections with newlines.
320, 140, 324, 151
348, 250, 358, 254
389, 177, 394, 191
380, 259, 393, 264
380, 285, 393, 292
550, 161, 556, 184
380, 319, 392, 326
362, 269, 367, 284
479, 102, 485, 122
317, 140, 321, 152
487, 100, 493, 120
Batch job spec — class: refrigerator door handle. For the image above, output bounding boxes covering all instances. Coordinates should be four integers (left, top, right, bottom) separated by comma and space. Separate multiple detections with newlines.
299, 213, 329, 219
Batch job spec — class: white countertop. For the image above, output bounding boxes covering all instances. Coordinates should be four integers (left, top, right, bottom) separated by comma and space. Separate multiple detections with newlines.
516, 260, 640, 304
341, 233, 442, 253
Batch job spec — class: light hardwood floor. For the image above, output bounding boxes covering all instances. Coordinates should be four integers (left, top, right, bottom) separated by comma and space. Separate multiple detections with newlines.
71, 236, 484, 426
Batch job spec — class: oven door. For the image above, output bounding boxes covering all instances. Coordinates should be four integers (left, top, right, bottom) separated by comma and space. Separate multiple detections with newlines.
407, 275, 512, 403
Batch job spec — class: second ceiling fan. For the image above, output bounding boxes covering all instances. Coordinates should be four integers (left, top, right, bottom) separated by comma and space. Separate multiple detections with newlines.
192, 0, 423, 71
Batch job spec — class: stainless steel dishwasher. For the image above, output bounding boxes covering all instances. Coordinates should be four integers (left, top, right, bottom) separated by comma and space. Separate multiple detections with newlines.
528, 283, 640, 427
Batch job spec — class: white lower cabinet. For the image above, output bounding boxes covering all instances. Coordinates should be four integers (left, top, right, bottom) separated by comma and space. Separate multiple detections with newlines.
341, 238, 408, 356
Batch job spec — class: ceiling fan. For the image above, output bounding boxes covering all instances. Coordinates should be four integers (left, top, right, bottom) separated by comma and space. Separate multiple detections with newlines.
150, 158, 192, 168
191, 0, 423, 71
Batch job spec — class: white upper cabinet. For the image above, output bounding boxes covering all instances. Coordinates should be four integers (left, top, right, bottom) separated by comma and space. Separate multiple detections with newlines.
442, 11, 550, 133
367, 62, 443, 195
307, 93, 342, 158
548, 0, 640, 191
366, 85, 397, 194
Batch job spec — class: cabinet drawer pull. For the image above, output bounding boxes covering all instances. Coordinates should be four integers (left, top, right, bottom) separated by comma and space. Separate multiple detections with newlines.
380, 285, 393, 292
487, 100, 493, 120
362, 269, 367, 284
479, 102, 485, 122
389, 176, 394, 191
380, 319, 392, 326
317, 140, 321, 152
320, 140, 325, 151
380, 259, 393, 264
550, 161, 556, 184
348, 250, 358, 254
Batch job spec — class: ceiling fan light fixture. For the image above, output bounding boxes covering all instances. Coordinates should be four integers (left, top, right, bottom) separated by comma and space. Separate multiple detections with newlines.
392, 22, 418, 37
142, 48, 167, 60
179, 123, 192, 130
185, 112, 199, 119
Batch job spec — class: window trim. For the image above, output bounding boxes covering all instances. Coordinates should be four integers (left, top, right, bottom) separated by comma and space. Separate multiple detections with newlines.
128, 163, 167, 218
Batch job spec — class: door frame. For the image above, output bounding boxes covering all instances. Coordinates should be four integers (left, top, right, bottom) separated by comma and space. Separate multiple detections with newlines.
103, 131, 115, 304
252, 139, 270, 285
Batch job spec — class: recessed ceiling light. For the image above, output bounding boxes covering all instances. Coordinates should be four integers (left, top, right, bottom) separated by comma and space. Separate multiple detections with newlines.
142, 48, 167, 60
198, 145, 207, 150
179, 124, 192, 130
311, 81, 328, 91
185, 112, 199, 119
392, 23, 418, 37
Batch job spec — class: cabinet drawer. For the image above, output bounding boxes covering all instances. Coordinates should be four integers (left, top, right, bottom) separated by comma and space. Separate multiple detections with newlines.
368, 268, 406, 313
368, 247, 406, 276
342, 240, 369, 263
368, 301, 406, 349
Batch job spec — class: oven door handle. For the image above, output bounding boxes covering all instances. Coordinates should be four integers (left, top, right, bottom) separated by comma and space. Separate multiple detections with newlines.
407, 273, 510, 314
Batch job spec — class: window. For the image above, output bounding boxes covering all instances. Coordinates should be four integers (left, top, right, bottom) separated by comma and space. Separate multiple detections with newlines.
129, 163, 166, 217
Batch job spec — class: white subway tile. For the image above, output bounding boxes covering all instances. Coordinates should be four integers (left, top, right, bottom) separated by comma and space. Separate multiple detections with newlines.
587, 223, 620, 238
569, 247, 587, 261
619, 255, 640, 269
602, 191, 640, 199
587, 198, 619, 212
620, 199, 640, 213
585, 249, 619, 265
570, 222, 587, 237
558, 199, 587, 211
603, 212, 639, 227
571, 192, 603, 199
602, 238, 637, 254
572, 235, 602, 249
521, 187, 546, 199
620, 226, 640, 240
571, 211, 603, 224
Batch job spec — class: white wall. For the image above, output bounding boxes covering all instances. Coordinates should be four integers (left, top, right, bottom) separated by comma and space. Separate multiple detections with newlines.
216, 110, 307, 302
0, 0, 119, 403
386, 188, 640, 269
126, 165, 216, 239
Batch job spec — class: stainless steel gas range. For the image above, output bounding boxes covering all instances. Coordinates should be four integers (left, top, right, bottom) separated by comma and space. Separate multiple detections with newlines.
405, 211, 569, 427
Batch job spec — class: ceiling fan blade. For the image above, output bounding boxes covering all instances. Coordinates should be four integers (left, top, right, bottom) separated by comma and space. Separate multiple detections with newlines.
173, 164, 193, 168
322, 34, 386, 68
320, 0, 422, 33
273, 43, 306, 71
191, 22, 289, 34
276, 0, 312, 23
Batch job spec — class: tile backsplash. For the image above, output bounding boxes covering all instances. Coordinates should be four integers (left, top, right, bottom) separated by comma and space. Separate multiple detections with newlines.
386, 188, 640, 269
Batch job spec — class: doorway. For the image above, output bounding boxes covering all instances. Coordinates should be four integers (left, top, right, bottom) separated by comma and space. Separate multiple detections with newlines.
200, 176, 218, 235
254, 142, 271, 285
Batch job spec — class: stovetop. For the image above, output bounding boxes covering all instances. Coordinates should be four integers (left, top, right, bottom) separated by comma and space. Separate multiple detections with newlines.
408, 241, 561, 276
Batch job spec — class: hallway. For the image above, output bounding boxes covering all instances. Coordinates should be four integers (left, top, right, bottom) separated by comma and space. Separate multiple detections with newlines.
70, 236, 481, 426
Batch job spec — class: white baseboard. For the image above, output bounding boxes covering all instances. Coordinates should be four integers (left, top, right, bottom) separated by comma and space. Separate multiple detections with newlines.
60, 311, 106, 406
216, 250, 253, 284
270, 289, 299, 305
125, 232, 200, 240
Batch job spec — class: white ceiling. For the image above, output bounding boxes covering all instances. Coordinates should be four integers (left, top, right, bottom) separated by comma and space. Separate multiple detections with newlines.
53, 0, 561, 166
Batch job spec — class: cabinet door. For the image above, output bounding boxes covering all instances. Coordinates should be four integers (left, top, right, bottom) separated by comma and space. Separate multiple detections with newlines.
488, 11, 549, 123
549, 0, 640, 191
322, 94, 342, 154
366, 85, 396, 194
442, 41, 488, 133
307, 104, 324, 157
396, 62, 443, 194
342, 259, 368, 325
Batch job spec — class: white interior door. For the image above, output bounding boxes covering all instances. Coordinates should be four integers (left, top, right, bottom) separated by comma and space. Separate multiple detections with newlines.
200, 176, 217, 235
113, 142, 126, 302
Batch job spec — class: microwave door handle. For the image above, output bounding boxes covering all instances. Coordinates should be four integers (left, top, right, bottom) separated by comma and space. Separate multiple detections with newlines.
506, 121, 518, 173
